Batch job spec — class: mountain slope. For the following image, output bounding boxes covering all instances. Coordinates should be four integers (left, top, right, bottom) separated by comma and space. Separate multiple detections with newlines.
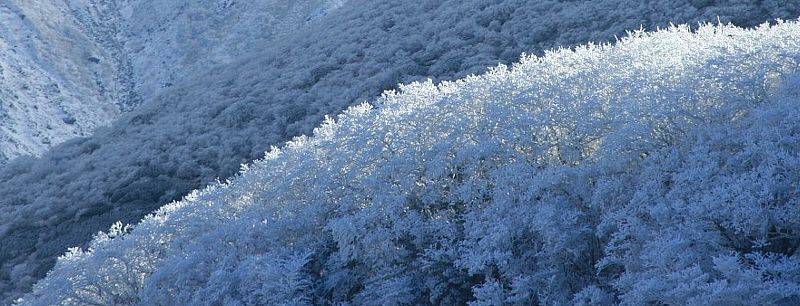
2, 0, 800, 303
0, 0, 341, 166
20, 21, 800, 305
113, 0, 345, 102
0, 0, 135, 164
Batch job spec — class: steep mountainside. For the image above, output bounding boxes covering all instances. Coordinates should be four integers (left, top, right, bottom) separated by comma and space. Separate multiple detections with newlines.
0, 0, 341, 166
113, 0, 345, 102
20, 22, 800, 305
0, 0, 135, 164
1, 0, 799, 304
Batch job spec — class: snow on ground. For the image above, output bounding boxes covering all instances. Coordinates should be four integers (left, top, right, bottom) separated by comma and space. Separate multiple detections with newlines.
0, 0, 340, 167
1, 0, 800, 303
0, 0, 135, 165
113, 0, 345, 102
19, 21, 800, 305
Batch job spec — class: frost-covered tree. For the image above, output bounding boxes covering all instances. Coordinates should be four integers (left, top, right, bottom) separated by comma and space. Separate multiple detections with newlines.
3, 0, 800, 303
17, 21, 800, 305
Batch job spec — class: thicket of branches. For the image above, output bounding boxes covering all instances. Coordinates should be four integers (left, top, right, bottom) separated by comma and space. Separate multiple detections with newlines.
20, 22, 800, 305
4, 2, 800, 302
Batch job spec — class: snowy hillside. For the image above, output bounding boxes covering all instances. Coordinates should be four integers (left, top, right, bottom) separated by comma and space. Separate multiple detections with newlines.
113, 0, 345, 102
2, 0, 800, 303
0, 0, 340, 166
0, 0, 135, 164
19, 22, 800, 305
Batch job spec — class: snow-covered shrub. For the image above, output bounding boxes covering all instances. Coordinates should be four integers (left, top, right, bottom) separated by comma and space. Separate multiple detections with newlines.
3, 0, 800, 303
18, 21, 800, 305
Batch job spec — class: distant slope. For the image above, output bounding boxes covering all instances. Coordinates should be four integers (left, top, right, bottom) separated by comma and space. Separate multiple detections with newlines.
113, 0, 345, 102
20, 21, 800, 305
0, 0, 340, 166
0, 0, 136, 164
2, 0, 800, 303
